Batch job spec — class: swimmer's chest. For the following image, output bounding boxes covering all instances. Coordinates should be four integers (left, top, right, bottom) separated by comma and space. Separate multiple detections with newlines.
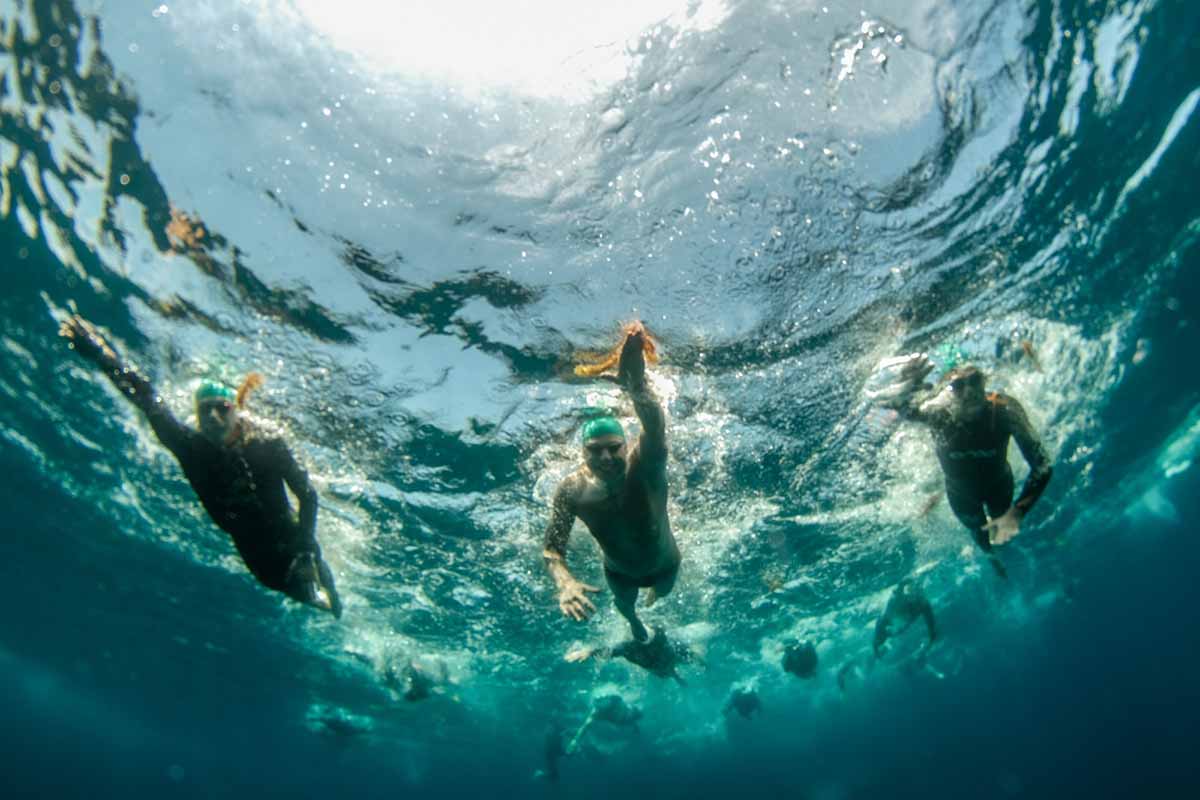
182, 437, 281, 515
574, 481, 660, 543
933, 409, 1012, 466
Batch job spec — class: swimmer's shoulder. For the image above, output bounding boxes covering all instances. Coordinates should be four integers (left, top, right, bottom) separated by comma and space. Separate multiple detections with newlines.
553, 469, 589, 506
238, 417, 296, 461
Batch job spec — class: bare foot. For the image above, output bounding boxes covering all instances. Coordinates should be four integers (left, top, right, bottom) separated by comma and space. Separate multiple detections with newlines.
643, 588, 658, 608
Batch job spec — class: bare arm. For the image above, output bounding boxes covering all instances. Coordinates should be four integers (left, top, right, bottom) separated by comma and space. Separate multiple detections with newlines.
1005, 397, 1053, 515
617, 323, 666, 462
60, 315, 191, 456
542, 480, 599, 621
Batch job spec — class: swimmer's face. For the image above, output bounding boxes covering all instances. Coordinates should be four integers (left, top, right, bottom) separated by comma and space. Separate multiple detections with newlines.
947, 373, 986, 414
928, 368, 986, 417
197, 398, 239, 443
583, 434, 626, 480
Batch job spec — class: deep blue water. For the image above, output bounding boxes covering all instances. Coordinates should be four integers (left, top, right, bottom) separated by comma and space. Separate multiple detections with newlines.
2, 0, 1198, 797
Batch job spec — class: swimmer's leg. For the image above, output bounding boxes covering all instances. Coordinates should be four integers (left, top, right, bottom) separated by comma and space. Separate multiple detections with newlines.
983, 470, 1017, 535
284, 552, 341, 616
947, 490, 1007, 578
604, 566, 648, 642
644, 561, 679, 608
316, 556, 343, 619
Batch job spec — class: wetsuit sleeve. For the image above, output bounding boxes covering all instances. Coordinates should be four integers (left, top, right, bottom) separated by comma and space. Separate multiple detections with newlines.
275, 439, 318, 538
68, 320, 191, 456
880, 386, 933, 423
1004, 397, 1053, 514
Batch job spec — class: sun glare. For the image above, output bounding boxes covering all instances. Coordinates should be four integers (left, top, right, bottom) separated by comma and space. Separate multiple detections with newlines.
289, 0, 726, 100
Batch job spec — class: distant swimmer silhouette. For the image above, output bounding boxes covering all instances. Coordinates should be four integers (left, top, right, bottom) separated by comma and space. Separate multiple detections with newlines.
543, 321, 680, 642
381, 658, 449, 702
60, 315, 341, 617
565, 693, 643, 755
782, 640, 819, 679
565, 625, 698, 684
873, 579, 937, 660
536, 723, 568, 783
874, 355, 1053, 573
723, 684, 762, 720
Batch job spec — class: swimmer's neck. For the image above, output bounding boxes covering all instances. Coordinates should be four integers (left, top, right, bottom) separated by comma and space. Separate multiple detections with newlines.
586, 467, 625, 495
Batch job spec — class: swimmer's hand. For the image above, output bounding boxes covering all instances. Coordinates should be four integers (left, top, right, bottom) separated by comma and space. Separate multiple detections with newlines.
617, 321, 648, 388
59, 314, 117, 364
869, 353, 935, 403
565, 645, 597, 663
557, 579, 600, 622
983, 507, 1023, 546
898, 353, 935, 382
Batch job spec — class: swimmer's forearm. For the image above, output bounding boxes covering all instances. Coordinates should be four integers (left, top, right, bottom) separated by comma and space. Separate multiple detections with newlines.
893, 390, 933, 422
92, 350, 163, 417
542, 549, 576, 588
299, 488, 318, 536
1013, 463, 1052, 514
628, 383, 665, 440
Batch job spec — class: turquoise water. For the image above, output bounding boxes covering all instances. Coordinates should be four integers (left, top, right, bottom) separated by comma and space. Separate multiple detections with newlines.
2, 0, 1198, 797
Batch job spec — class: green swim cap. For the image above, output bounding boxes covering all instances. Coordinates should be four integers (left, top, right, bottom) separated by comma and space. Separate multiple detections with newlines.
581, 415, 625, 443
195, 380, 236, 405
934, 342, 968, 371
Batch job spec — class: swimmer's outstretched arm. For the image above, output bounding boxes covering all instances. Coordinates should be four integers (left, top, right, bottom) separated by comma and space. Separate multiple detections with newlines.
617, 322, 666, 461
59, 315, 190, 455
543, 482, 600, 622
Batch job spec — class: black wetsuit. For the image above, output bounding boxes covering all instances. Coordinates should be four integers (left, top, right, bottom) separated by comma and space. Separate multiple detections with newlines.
900, 392, 1052, 551
600, 626, 693, 683
76, 334, 340, 614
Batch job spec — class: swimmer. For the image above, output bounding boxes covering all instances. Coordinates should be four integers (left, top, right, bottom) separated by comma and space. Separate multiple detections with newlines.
60, 315, 341, 616
837, 657, 872, 693
565, 625, 697, 685
381, 658, 448, 702
876, 355, 1053, 564
873, 579, 937, 660
305, 705, 373, 738
543, 321, 679, 642
566, 694, 643, 754
723, 685, 762, 720
782, 640, 819, 679
538, 724, 568, 783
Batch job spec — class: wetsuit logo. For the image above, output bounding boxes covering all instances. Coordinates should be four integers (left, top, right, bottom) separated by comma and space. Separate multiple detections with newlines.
946, 448, 997, 460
